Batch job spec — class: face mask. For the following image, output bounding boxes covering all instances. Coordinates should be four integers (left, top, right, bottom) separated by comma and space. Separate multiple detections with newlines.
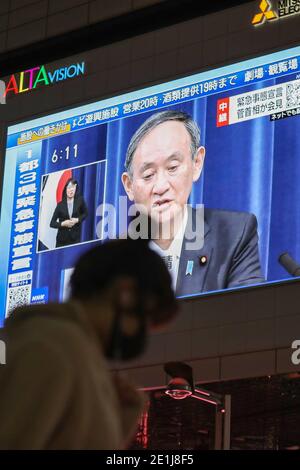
104, 300, 147, 361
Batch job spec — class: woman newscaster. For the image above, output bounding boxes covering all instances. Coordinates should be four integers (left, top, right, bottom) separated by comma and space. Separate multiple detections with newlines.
50, 178, 88, 248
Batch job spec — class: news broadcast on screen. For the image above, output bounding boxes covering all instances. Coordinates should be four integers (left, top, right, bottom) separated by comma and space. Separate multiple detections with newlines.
1, 44, 300, 324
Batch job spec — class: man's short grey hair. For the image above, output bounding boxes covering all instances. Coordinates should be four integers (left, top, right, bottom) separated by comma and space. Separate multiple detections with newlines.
125, 110, 201, 176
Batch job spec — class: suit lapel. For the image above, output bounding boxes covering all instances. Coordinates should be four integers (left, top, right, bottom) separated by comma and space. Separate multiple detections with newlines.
70, 197, 80, 218
176, 207, 213, 297
62, 199, 69, 218
72, 198, 79, 218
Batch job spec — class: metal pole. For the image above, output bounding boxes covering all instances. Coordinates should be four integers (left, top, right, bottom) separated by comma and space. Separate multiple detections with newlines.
214, 407, 223, 450
223, 394, 231, 450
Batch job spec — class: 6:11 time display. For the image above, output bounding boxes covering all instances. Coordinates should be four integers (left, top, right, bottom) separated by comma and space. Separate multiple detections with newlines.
51, 144, 78, 163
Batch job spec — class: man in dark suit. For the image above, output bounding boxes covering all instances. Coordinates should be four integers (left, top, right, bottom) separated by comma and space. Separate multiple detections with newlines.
122, 110, 264, 296
175, 205, 263, 296
50, 178, 88, 248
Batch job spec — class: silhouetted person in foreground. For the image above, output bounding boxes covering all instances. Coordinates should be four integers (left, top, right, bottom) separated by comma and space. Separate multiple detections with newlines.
0, 238, 177, 449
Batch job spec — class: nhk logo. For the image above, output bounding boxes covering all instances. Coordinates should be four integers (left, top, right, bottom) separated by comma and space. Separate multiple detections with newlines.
252, 0, 277, 25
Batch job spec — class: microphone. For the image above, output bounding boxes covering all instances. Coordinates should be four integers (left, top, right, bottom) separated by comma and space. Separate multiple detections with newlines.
278, 252, 300, 277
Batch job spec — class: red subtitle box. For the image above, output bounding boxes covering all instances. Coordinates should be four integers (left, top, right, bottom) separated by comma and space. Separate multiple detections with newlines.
217, 97, 230, 127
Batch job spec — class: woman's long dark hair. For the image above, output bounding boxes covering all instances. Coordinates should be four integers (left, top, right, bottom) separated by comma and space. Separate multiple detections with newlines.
62, 178, 80, 201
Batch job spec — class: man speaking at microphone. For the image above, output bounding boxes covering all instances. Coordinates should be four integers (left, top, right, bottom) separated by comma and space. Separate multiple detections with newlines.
122, 110, 264, 296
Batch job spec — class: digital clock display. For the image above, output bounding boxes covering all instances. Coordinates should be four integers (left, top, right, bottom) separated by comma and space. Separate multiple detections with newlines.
51, 145, 78, 163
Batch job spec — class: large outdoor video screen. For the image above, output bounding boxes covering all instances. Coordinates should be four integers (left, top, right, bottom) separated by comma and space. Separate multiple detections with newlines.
1, 44, 300, 322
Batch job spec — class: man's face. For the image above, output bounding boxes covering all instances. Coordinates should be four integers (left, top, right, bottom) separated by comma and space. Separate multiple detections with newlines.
122, 120, 205, 226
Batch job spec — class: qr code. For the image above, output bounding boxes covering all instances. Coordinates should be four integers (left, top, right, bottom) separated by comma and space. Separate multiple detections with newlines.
6, 284, 31, 317
5, 271, 32, 317
286, 82, 300, 108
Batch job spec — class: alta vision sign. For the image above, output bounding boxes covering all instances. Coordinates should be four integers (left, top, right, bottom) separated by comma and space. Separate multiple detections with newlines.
3, 61, 85, 98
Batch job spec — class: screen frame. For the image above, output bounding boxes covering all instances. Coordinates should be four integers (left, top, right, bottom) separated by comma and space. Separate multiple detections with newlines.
1, 42, 300, 308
